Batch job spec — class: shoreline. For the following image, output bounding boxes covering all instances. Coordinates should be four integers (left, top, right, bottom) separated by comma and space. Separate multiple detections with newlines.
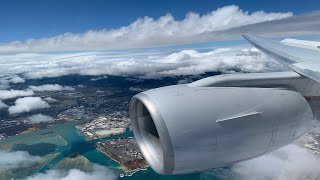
95, 143, 148, 174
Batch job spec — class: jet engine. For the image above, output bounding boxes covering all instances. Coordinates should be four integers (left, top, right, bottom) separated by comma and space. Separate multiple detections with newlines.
129, 73, 314, 174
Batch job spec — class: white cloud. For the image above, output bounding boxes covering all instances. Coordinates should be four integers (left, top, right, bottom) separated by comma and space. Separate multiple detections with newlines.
232, 144, 320, 180
0, 100, 8, 109
0, 75, 25, 84
0, 47, 288, 80
129, 87, 149, 92
9, 97, 50, 114
0, 150, 41, 170
43, 97, 58, 102
27, 114, 54, 124
0, 89, 34, 100
29, 84, 74, 91
90, 76, 108, 81
9, 75, 25, 83
23, 164, 116, 180
0, 75, 25, 89
0, 5, 294, 52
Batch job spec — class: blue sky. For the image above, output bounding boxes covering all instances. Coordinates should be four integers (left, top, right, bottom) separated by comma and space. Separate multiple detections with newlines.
0, 0, 319, 42
0, 0, 319, 52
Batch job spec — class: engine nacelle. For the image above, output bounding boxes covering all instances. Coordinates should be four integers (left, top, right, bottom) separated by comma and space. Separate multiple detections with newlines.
130, 85, 313, 174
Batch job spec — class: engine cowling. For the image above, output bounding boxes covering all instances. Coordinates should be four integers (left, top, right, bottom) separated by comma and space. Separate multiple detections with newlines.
129, 85, 313, 174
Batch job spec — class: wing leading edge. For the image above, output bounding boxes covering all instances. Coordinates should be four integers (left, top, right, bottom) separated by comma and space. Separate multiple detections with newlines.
243, 34, 320, 83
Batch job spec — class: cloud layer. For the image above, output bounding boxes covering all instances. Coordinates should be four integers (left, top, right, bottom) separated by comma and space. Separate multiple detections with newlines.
232, 144, 320, 180
23, 164, 116, 180
0, 150, 41, 170
9, 97, 50, 114
29, 84, 74, 91
0, 89, 34, 100
0, 5, 296, 52
0, 47, 287, 80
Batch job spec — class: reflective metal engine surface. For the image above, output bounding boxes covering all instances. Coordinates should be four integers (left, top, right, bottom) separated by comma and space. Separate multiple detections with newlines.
130, 74, 313, 174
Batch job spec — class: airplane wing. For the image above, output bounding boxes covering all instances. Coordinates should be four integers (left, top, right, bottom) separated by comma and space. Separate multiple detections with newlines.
243, 34, 320, 83
281, 38, 320, 50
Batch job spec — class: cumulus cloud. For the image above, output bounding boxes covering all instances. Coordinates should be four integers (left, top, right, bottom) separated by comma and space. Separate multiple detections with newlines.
0, 150, 41, 170
0, 5, 296, 52
29, 84, 74, 91
0, 75, 25, 84
9, 97, 50, 114
0, 75, 25, 89
9, 76, 26, 83
27, 114, 54, 124
0, 89, 34, 100
0, 100, 8, 109
23, 164, 116, 180
232, 144, 320, 180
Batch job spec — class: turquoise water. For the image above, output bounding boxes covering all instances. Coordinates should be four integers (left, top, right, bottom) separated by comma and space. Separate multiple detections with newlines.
0, 121, 138, 176
38, 123, 128, 173
0, 121, 233, 180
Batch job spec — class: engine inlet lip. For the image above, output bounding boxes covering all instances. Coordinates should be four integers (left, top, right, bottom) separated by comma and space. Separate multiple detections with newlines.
130, 93, 174, 174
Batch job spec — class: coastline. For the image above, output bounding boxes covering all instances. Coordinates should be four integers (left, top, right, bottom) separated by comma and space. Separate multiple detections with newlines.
95, 143, 148, 174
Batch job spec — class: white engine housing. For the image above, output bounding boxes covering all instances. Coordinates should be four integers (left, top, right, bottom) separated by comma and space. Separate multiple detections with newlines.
130, 84, 313, 174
